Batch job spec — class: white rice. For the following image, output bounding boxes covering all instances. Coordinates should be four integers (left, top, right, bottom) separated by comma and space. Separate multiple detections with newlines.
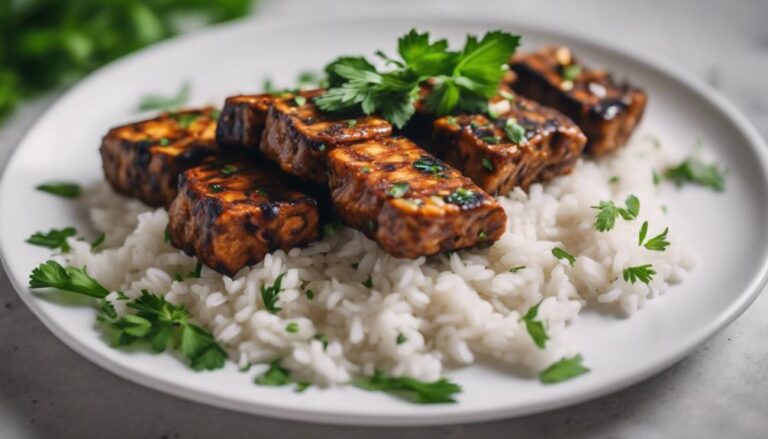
61, 136, 695, 385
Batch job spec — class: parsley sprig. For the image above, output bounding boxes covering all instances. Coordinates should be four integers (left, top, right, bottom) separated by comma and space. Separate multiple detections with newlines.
36, 182, 82, 198
26, 227, 77, 252
591, 195, 640, 232
622, 264, 656, 285
552, 247, 576, 266
540, 355, 590, 384
638, 221, 670, 251
521, 302, 549, 348
315, 29, 520, 128
664, 157, 725, 191
353, 370, 461, 404
261, 273, 286, 313
29, 260, 227, 371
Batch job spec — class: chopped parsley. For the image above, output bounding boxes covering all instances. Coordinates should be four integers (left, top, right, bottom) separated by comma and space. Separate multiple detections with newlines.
591, 195, 640, 232
504, 118, 526, 144
163, 226, 171, 243
353, 370, 461, 404
367, 219, 376, 232
363, 276, 373, 288
482, 157, 494, 171
346, 119, 357, 128
664, 157, 725, 191
638, 221, 649, 246
609, 176, 620, 184
478, 230, 488, 240
90, 232, 106, 251
315, 29, 520, 128
623, 264, 656, 285
159, 137, 170, 146
521, 302, 549, 349
413, 155, 447, 176
652, 170, 661, 186
540, 355, 590, 384
317, 143, 326, 152
305, 289, 315, 300
561, 64, 582, 81
509, 265, 526, 273
293, 95, 307, 106
552, 247, 576, 266
444, 188, 479, 207
446, 115, 458, 126
285, 322, 299, 334
643, 227, 670, 251
173, 112, 198, 129
254, 360, 292, 386
221, 165, 238, 176
482, 136, 500, 144
26, 227, 76, 252
29, 261, 226, 371
396, 333, 407, 345
261, 273, 286, 313
361, 166, 371, 174
208, 183, 224, 193
138, 82, 190, 112
386, 182, 410, 198
323, 219, 342, 238
36, 182, 81, 198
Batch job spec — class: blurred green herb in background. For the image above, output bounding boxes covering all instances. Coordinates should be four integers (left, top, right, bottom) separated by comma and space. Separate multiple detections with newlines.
0, 0, 256, 124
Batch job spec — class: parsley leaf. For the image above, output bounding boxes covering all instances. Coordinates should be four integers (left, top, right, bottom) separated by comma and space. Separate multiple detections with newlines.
36, 182, 81, 198
552, 247, 576, 266
26, 227, 76, 252
591, 195, 640, 231
509, 265, 526, 273
254, 360, 292, 386
261, 273, 286, 313
644, 227, 670, 251
623, 264, 656, 285
353, 371, 461, 404
504, 118, 526, 144
540, 355, 590, 384
138, 82, 190, 112
413, 155, 447, 176
664, 157, 725, 191
29, 260, 110, 298
317, 29, 520, 128
386, 182, 409, 198
638, 221, 649, 246
521, 302, 549, 348
90, 232, 106, 250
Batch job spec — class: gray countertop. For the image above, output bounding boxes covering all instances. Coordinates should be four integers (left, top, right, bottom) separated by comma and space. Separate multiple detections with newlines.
2, 1, 767, 437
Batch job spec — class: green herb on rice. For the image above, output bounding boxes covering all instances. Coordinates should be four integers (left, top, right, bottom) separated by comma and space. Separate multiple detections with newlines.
353, 370, 461, 404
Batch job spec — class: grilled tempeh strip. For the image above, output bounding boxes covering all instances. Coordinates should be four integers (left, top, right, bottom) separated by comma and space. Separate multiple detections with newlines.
509, 46, 647, 155
216, 89, 323, 151
327, 137, 507, 258
260, 94, 392, 183
167, 158, 321, 276
100, 108, 219, 207
432, 91, 586, 194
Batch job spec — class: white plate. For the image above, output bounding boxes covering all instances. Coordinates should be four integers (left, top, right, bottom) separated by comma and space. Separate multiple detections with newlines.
1, 15, 767, 426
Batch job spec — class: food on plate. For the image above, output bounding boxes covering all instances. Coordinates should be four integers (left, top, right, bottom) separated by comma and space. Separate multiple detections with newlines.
27, 28, 722, 406
216, 89, 323, 151
327, 137, 507, 257
167, 158, 321, 276
431, 91, 586, 194
508, 46, 647, 155
99, 107, 219, 206
261, 93, 393, 183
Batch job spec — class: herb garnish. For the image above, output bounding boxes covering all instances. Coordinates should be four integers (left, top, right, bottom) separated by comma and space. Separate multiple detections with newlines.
294, 95, 307, 106
36, 182, 81, 198
642, 227, 670, 251
664, 157, 725, 191
623, 264, 656, 285
396, 333, 407, 345
591, 195, 640, 232
504, 119, 526, 144
482, 136, 500, 144
482, 157, 494, 171
346, 119, 357, 128
509, 265, 526, 273
444, 188, 478, 207
353, 371, 462, 404
413, 155, 446, 176
221, 165, 238, 176
29, 261, 226, 371
209, 183, 224, 193
261, 273, 286, 313
552, 247, 576, 266
285, 322, 299, 334
315, 29, 520, 128
254, 361, 292, 386
521, 302, 549, 348
26, 227, 76, 252
90, 232, 106, 250
540, 355, 590, 384
386, 182, 410, 198
138, 82, 190, 112
363, 276, 373, 288
561, 64, 582, 81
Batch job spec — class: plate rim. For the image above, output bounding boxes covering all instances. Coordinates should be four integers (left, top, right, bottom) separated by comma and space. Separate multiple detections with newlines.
2, 12, 768, 426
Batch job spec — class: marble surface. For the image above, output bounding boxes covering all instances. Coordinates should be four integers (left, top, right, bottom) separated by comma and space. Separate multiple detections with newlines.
1, 1, 766, 437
